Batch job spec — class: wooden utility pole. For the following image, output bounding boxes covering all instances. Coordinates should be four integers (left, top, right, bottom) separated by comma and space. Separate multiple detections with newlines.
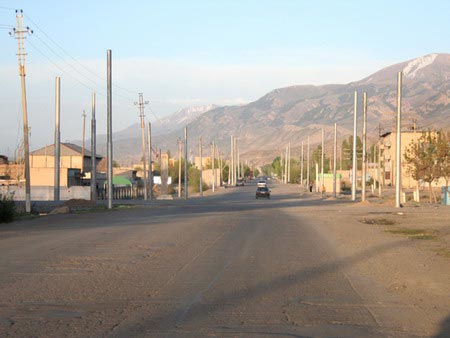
11, 10, 32, 213
135, 93, 149, 200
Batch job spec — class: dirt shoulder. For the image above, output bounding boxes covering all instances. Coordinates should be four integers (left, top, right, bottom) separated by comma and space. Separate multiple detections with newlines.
295, 191, 450, 336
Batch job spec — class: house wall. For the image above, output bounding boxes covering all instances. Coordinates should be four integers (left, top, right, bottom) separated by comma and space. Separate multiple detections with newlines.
1, 185, 90, 201
30, 167, 69, 187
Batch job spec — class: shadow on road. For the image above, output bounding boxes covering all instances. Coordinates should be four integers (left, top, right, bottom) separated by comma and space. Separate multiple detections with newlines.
434, 314, 450, 337
111, 239, 410, 336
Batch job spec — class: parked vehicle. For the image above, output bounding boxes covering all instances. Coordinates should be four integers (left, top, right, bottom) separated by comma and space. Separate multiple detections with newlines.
236, 178, 244, 186
256, 186, 270, 199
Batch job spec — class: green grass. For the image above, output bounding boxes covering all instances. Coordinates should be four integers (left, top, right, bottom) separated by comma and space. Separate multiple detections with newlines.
432, 248, 450, 258
385, 228, 437, 240
360, 218, 396, 226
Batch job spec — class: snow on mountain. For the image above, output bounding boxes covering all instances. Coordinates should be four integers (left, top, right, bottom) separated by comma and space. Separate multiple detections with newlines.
403, 53, 438, 79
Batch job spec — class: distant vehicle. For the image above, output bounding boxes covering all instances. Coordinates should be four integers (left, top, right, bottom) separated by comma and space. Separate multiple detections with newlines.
257, 180, 267, 187
236, 178, 244, 186
256, 186, 270, 199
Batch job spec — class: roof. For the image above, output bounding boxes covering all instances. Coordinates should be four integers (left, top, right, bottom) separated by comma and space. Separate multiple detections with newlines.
31, 143, 103, 159
112, 176, 132, 186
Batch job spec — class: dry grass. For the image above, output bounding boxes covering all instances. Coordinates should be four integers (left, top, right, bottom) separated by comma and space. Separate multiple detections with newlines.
386, 228, 437, 240
360, 218, 396, 226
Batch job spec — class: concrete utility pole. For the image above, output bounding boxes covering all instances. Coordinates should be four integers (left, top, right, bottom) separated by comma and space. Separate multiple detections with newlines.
307, 137, 310, 190
301, 141, 304, 187
280, 150, 284, 183
81, 110, 86, 174
54, 77, 61, 202
237, 150, 240, 179
321, 128, 324, 197
11, 10, 32, 213
147, 122, 153, 200
362, 92, 368, 202
378, 143, 382, 197
287, 142, 291, 183
184, 126, 188, 199
91, 92, 97, 201
106, 49, 113, 209
230, 135, 234, 186
395, 71, 403, 208
135, 93, 149, 200
233, 137, 237, 185
178, 139, 182, 198
212, 140, 215, 192
284, 145, 288, 184
333, 123, 337, 198
352, 91, 358, 201
199, 136, 203, 196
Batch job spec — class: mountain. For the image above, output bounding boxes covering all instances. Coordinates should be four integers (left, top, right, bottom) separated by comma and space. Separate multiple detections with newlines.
108, 53, 450, 165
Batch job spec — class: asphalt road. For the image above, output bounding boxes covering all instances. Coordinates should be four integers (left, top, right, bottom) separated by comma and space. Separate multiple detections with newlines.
0, 182, 436, 337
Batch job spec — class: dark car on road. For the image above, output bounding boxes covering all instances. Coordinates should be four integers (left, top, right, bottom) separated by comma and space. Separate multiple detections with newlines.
256, 186, 270, 199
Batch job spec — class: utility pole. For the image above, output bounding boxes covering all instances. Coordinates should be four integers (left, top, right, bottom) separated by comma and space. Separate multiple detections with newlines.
91, 92, 97, 201
307, 137, 310, 191
284, 145, 288, 184
147, 122, 153, 200
300, 141, 304, 187
106, 49, 113, 209
199, 136, 203, 196
135, 93, 149, 200
237, 150, 240, 179
395, 71, 403, 208
352, 91, 358, 201
184, 126, 188, 199
333, 123, 337, 198
81, 110, 86, 174
287, 142, 291, 183
212, 140, 215, 192
54, 77, 61, 202
378, 143, 382, 197
178, 139, 182, 198
230, 135, 234, 186
10, 9, 32, 213
362, 92, 368, 201
321, 128, 324, 197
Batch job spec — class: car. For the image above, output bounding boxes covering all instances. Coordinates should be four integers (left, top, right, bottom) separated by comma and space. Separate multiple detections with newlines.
256, 186, 270, 199
236, 178, 244, 186
257, 180, 267, 187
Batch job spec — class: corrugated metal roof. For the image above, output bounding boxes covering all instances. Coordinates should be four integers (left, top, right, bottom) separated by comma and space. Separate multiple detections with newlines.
31, 143, 103, 158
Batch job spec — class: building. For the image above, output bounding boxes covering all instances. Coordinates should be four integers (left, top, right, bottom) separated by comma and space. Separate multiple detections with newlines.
30, 143, 103, 187
379, 131, 430, 188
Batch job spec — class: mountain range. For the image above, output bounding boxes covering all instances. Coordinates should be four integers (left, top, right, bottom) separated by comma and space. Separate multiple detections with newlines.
94, 53, 450, 166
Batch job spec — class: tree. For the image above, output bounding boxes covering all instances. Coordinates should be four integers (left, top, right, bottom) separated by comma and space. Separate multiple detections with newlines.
404, 131, 440, 203
341, 136, 362, 170
436, 130, 450, 187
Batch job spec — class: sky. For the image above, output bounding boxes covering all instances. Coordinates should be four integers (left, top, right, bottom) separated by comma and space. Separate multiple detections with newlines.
1, 0, 450, 157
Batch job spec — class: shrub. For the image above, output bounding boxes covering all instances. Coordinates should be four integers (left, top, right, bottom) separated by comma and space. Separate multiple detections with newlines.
0, 192, 15, 223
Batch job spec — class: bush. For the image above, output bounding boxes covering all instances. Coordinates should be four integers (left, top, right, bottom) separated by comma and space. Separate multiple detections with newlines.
0, 192, 15, 223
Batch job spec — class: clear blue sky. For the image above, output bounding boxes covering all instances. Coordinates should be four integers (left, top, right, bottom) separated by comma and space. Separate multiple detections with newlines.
1, 0, 449, 155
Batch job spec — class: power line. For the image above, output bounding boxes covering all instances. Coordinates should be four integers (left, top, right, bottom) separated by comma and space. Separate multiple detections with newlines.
24, 13, 138, 97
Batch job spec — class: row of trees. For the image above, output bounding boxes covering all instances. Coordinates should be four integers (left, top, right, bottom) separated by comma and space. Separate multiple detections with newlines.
404, 131, 450, 202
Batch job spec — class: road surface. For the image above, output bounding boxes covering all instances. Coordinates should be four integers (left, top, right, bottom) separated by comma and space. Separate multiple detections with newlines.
0, 182, 448, 337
